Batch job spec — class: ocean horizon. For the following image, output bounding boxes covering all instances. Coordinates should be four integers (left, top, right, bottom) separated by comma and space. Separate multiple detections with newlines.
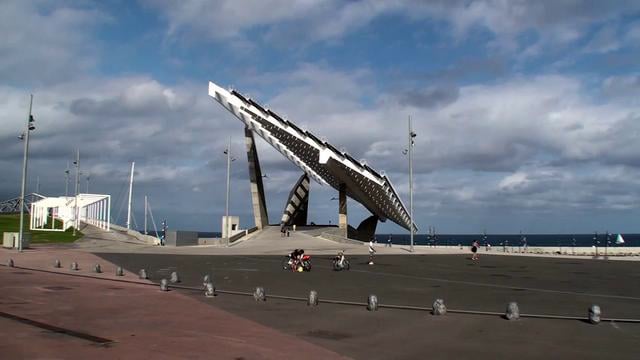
138, 230, 637, 247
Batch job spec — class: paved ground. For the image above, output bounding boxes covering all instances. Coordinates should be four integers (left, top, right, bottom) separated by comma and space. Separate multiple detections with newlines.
96, 252, 640, 359
0, 248, 347, 359
3, 226, 640, 359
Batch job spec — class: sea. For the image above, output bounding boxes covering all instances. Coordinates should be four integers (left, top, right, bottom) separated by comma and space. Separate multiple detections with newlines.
371, 233, 638, 247
143, 230, 637, 247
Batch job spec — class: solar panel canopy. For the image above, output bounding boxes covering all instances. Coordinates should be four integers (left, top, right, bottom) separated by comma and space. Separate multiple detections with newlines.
209, 82, 417, 232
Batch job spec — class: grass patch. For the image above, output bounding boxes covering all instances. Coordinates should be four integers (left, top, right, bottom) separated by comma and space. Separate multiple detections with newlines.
0, 213, 83, 244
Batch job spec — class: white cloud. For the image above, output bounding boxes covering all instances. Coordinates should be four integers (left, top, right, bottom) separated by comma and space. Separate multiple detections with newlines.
145, 0, 640, 56
0, 1, 105, 85
583, 25, 621, 54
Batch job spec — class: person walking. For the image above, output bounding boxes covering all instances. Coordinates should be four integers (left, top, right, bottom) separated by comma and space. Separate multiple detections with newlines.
368, 239, 376, 265
471, 240, 479, 260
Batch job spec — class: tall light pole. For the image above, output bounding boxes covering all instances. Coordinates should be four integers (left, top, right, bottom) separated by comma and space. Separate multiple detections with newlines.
224, 137, 232, 247
73, 149, 80, 236
408, 115, 416, 252
18, 94, 35, 252
65, 161, 70, 197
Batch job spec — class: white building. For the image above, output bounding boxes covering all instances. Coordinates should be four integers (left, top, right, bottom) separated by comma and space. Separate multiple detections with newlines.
30, 194, 110, 232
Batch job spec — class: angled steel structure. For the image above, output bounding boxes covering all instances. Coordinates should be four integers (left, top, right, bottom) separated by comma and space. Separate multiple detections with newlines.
0, 193, 45, 214
208, 82, 417, 233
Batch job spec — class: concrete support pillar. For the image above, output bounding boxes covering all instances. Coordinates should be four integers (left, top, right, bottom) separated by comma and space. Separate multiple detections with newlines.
244, 126, 269, 229
339, 183, 347, 238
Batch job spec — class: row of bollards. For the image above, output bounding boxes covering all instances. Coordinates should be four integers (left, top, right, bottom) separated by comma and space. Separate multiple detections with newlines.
238, 287, 603, 325
2, 259, 606, 325
51, 259, 148, 278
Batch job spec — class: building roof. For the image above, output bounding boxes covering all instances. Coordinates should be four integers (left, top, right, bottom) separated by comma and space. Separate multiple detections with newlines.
209, 82, 416, 231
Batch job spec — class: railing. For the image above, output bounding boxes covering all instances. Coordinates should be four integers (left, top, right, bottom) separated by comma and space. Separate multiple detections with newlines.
229, 226, 259, 243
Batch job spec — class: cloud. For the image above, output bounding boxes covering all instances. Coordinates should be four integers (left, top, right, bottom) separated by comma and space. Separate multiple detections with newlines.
146, 0, 640, 52
3, 1, 640, 233
583, 25, 621, 54
398, 85, 460, 109
602, 74, 640, 99
0, 1, 105, 86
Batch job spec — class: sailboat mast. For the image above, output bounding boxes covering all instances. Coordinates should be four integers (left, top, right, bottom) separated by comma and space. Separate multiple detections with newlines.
126, 162, 135, 230
144, 195, 148, 235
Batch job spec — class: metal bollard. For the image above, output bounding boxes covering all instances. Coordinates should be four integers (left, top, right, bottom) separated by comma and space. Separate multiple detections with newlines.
116, 266, 124, 276
70, 262, 79, 271
94, 264, 102, 273
160, 278, 169, 291
170, 271, 180, 283
505, 302, 520, 320
589, 305, 601, 324
8, 259, 14, 267
308, 290, 318, 306
205, 282, 216, 297
367, 294, 378, 311
139, 269, 148, 279
254, 287, 266, 301
54, 259, 61, 268
432, 298, 447, 315
203, 274, 211, 288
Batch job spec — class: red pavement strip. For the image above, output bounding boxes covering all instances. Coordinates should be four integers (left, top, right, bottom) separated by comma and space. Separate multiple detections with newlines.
0, 247, 349, 359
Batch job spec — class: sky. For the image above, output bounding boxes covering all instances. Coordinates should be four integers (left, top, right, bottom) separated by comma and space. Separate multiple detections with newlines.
1, 0, 640, 234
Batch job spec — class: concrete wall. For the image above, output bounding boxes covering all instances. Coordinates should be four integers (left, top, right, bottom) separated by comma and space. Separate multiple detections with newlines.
222, 216, 240, 238
165, 230, 199, 247
108, 223, 159, 245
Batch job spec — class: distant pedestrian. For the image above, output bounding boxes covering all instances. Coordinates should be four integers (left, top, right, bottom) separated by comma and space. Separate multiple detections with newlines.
471, 240, 479, 260
368, 240, 376, 265
387, 235, 392, 248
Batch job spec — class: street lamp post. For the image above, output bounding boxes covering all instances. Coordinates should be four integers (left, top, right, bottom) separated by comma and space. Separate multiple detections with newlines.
224, 137, 234, 247
73, 149, 80, 236
65, 161, 70, 197
407, 116, 416, 252
18, 94, 35, 252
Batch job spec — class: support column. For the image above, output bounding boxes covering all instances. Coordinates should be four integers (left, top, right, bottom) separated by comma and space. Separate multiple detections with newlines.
338, 183, 347, 238
244, 126, 269, 229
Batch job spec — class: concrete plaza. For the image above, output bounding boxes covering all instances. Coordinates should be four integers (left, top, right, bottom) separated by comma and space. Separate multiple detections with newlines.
1, 226, 639, 359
